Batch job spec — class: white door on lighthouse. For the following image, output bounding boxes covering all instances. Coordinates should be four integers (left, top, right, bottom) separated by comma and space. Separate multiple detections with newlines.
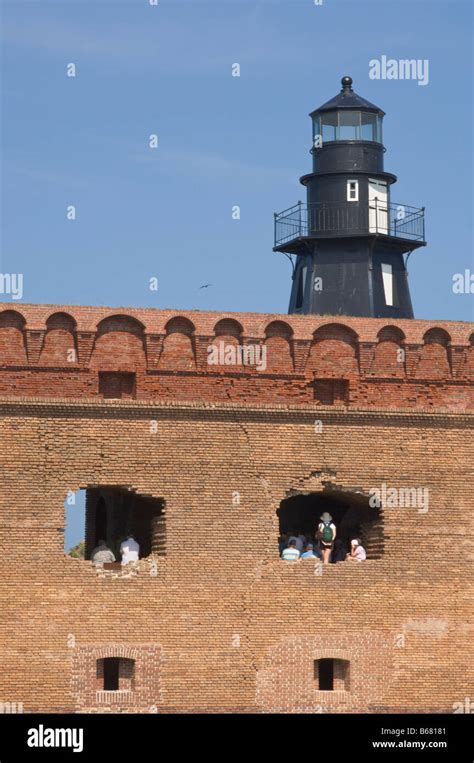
368, 179, 388, 233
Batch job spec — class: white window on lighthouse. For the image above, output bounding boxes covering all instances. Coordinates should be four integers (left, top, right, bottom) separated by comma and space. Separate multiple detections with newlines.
347, 180, 359, 202
368, 178, 388, 233
381, 263, 394, 306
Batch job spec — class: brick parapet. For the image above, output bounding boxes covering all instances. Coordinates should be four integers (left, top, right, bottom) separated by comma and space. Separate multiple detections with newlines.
0, 304, 471, 410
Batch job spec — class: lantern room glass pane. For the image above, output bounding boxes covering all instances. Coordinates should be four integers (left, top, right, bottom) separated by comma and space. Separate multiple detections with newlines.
361, 112, 377, 141
338, 111, 360, 140
312, 115, 321, 145
319, 110, 383, 144
322, 112, 337, 142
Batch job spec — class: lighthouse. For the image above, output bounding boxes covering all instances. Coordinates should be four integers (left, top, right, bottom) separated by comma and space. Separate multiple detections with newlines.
274, 76, 426, 318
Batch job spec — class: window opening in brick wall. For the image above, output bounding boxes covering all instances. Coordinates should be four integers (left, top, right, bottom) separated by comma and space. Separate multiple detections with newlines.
99, 372, 136, 399
314, 658, 350, 691
277, 489, 383, 561
84, 486, 166, 564
98, 657, 135, 691
64, 486, 166, 564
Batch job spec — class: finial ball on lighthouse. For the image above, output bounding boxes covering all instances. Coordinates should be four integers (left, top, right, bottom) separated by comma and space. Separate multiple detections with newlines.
341, 75, 353, 91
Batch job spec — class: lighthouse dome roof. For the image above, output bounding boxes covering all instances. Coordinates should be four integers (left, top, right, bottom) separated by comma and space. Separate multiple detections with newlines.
311, 76, 384, 116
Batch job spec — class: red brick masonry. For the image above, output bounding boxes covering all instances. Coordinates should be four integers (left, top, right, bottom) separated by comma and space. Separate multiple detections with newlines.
0, 303, 472, 409
0, 304, 472, 713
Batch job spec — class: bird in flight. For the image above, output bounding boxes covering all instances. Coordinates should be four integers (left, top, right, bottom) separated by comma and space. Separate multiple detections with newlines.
199, 284, 213, 289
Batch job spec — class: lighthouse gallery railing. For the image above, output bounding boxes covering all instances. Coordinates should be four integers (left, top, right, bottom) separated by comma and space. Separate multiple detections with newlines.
274, 200, 425, 248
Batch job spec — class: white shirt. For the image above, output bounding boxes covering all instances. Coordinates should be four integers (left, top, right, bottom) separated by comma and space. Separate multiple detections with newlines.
120, 537, 140, 564
282, 547, 300, 561
352, 545, 367, 561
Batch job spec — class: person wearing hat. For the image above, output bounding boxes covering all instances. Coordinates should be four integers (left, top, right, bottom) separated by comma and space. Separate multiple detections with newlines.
346, 538, 367, 562
317, 511, 336, 564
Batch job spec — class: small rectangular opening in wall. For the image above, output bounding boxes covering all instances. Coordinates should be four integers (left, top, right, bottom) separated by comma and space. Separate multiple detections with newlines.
314, 379, 349, 405
98, 657, 135, 691
99, 372, 136, 399
314, 658, 350, 691
316, 658, 334, 690
103, 658, 120, 691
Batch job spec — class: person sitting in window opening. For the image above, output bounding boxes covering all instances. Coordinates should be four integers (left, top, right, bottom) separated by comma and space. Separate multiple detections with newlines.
288, 531, 305, 553
281, 539, 300, 561
297, 532, 306, 551
331, 538, 347, 563
345, 538, 367, 562
91, 539, 116, 566
120, 534, 140, 565
300, 543, 321, 560
317, 512, 336, 565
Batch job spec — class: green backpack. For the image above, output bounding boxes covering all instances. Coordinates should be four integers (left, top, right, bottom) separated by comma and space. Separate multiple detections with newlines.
321, 521, 334, 543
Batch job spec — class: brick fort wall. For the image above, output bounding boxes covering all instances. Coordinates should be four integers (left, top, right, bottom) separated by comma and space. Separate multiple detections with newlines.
0, 304, 472, 712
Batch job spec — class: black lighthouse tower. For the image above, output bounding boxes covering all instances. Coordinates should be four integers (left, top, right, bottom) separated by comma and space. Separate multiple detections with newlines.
274, 76, 426, 318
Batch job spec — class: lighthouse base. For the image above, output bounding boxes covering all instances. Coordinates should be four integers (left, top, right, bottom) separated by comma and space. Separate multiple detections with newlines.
288, 237, 415, 318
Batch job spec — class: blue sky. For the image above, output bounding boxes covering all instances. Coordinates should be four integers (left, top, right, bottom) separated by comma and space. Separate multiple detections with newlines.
1, 0, 472, 549
1, 0, 473, 322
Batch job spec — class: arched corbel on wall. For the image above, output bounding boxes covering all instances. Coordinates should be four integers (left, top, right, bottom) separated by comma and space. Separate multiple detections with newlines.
91, 315, 147, 370
0, 310, 27, 365
415, 327, 452, 379
305, 323, 359, 376
462, 333, 474, 379
264, 321, 294, 373
158, 316, 196, 370
39, 312, 78, 366
369, 326, 406, 377
207, 318, 244, 368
